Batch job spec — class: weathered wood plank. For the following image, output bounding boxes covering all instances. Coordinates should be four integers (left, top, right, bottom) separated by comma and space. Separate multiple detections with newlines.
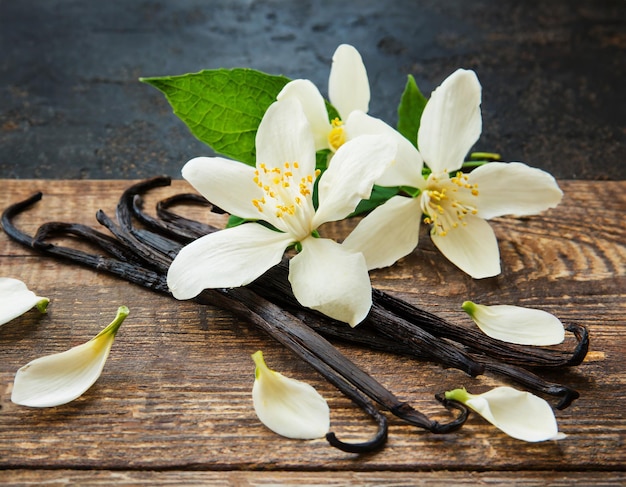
2, 469, 625, 486
0, 179, 624, 473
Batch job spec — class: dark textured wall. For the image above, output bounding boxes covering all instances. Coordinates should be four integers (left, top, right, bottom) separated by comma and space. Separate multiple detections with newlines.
1, 0, 624, 180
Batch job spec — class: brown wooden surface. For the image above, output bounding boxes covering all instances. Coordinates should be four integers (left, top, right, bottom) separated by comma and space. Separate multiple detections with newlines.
0, 179, 624, 486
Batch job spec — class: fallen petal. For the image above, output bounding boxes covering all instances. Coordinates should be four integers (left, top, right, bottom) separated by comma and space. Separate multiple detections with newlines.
0, 277, 49, 327
251, 350, 330, 440
462, 301, 565, 346
446, 386, 562, 442
11, 306, 129, 407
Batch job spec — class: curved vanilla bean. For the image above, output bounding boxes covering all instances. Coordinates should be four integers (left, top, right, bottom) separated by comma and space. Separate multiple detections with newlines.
158, 193, 224, 227
2, 181, 588, 426
1, 191, 44, 247
1, 195, 169, 293
476, 358, 579, 410
34, 221, 146, 266
373, 289, 589, 368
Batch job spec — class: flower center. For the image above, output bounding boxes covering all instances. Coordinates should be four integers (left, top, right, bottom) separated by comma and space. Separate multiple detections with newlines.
421, 171, 479, 237
327, 118, 346, 152
252, 162, 320, 239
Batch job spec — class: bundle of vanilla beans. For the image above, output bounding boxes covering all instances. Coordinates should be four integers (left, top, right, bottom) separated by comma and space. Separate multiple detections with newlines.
2, 177, 588, 453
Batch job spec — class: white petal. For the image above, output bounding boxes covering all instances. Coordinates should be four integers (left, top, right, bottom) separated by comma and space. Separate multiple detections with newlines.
470, 162, 563, 219
343, 196, 422, 270
312, 134, 396, 227
251, 350, 330, 440
11, 306, 128, 407
289, 238, 371, 327
345, 111, 425, 188
277, 79, 332, 151
430, 214, 501, 278
462, 301, 565, 345
447, 386, 560, 442
418, 69, 482, 173
0, 278, 49, 326
256, 97, 316, 176
328, 44, 370, 118
167, 224, 293, 299
182, 156, 261, 220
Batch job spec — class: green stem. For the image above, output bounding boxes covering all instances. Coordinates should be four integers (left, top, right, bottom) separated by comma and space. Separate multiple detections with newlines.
95, 306, 129, 339
35, 298, 50, 314
445, 387, 472, 404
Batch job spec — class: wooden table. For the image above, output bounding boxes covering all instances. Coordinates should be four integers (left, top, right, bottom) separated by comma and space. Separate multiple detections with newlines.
1, 179, 624, 485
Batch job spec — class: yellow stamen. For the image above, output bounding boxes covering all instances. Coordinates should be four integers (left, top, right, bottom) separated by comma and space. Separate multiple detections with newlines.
251, 161, 319, 234
327, 117, 346, 152
422, 171, 481, 237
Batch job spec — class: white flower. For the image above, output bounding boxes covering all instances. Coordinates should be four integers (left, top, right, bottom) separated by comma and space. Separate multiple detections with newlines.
277, 44, 369, 154
462, 301, 565, 346
11, 306, 128, 407
445, 386, 564, 442
166, 96, 396, 326
0, 277, 49, 327
343, 69, 563, 278
251, 350, 330, 440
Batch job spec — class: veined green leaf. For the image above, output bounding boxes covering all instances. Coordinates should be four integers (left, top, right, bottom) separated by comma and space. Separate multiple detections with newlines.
397, 74, 427, 149
141, 69, 291, 166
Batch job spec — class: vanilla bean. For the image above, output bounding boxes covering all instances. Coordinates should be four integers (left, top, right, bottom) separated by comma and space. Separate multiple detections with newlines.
476, 358, 579, 410
34, 221, 148, 266
373, 289, 589, 367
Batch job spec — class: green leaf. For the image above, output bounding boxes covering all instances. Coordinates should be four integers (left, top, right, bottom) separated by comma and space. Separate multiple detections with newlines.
141, 69, 291, 166
397, 74, 427, 148
350, 185, 400, 217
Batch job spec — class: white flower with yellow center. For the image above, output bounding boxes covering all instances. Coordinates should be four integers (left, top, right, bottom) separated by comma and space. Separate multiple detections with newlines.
0, 277, 49, 327
277, 44, 369, 154
278, 44, 420, 187
343, 68, 563, 278
11, 306, 128, 407
166, 97, 396, 326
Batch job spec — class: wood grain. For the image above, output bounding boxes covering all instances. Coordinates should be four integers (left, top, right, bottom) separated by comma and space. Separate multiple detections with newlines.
0, 179, 624, 484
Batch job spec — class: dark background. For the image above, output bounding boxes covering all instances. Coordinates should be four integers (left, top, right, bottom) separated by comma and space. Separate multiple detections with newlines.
1, 0, 624, 180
